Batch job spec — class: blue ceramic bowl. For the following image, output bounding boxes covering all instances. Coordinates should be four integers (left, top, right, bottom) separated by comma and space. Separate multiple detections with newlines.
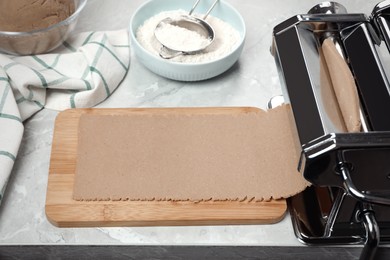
130, 0, 246, 81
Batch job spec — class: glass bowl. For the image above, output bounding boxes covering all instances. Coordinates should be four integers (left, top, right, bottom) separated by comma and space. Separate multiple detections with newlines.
0, 0, 87, 55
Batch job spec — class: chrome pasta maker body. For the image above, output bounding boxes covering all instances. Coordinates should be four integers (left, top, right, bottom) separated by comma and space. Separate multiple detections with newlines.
272, 1, 390, 259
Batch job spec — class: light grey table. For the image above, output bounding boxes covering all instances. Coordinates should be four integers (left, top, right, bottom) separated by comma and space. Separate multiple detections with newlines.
0, 0, 386, 259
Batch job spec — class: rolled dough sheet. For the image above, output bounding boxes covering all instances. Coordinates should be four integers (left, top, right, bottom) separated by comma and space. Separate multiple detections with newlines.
73, 105, 309, 201
322, 38, 361, 132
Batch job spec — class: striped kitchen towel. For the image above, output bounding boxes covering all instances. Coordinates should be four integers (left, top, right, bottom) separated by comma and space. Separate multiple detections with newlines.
0, 29, 130, 203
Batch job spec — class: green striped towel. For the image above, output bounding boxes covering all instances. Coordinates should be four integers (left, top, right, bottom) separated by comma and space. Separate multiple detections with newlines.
0, 30, 130, 204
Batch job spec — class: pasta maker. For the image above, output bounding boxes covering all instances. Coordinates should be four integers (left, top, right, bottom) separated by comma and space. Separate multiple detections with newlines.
271, 1, 390, 259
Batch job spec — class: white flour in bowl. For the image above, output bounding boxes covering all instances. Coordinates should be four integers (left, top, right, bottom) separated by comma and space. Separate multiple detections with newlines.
136, 10, 241, 63
154, 21, 212, 52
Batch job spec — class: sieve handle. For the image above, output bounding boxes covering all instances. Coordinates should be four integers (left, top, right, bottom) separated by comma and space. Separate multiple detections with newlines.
203, 0, 219, 20
188, 0, 220, 20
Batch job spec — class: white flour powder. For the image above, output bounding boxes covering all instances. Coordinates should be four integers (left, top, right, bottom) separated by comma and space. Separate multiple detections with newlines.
136, 10, 241, 63
154, 21, 211, 52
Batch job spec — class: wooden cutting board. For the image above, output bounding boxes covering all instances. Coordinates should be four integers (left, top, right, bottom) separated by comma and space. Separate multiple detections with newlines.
45, 108, 287, 227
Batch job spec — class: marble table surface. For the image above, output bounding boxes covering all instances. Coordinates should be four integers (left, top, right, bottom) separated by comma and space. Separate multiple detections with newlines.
0, 0, 379, 247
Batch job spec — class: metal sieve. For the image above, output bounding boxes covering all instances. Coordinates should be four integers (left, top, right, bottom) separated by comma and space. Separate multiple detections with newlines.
154, 0, 219, 59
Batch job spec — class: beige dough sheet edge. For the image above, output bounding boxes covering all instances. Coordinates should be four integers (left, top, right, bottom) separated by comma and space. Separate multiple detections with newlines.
46, 108, 288, 227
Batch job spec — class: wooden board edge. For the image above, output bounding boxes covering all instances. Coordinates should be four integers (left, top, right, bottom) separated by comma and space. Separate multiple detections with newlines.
45, 200, 287, 228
